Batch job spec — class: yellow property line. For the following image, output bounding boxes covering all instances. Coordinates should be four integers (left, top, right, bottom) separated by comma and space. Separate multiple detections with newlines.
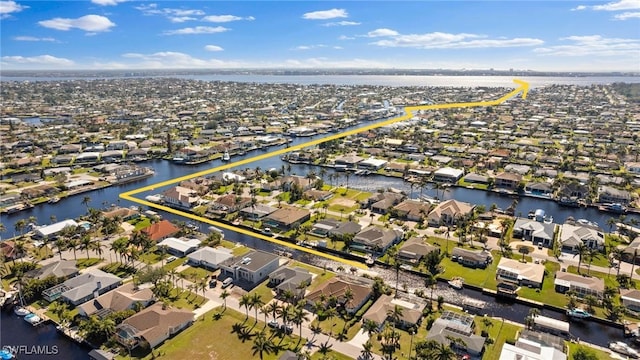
120, 79, 529, 269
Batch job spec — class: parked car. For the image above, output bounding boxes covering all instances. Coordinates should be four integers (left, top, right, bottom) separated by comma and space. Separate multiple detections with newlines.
221, 278, 233, 289
166, 256, 177, 263
209, 279, 217, 288
280, 324, 293, 334
268, 320, 279, 329
609, 341, 639, 358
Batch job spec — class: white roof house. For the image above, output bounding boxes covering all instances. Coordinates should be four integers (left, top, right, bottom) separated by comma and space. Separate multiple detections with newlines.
157, 237, 201, 257
359, 158, 388, 170
496, 258, 545, 288
433, 167, 464, 182
499, 337, 566, 360
187, 246, 233, 270
34, 219, 79, 239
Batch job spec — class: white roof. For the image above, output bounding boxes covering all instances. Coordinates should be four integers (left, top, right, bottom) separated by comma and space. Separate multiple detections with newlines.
35, 219, 78, 237
434, 167, 464, 178
499, 338, 567, 360
158, 237, 201, 253
360, 158, 388, 167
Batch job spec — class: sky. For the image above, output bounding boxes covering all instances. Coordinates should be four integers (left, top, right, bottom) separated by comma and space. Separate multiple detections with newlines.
1, 0, 639, 72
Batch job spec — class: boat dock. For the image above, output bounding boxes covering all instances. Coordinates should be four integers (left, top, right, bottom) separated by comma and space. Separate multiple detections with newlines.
24, 305, 49, 326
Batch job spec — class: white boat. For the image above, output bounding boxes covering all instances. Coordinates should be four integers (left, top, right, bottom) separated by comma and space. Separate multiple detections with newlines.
222, 151, 230, 161
566, 308, 591, 319
609, 341, 639, 358
448, 277, 464, 290
24, 313, 42, 325
14, 307, 30, 316
47, 196, 60, 204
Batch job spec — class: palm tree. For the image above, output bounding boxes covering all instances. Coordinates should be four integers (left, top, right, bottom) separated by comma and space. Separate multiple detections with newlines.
251, 293, 265, 324
362, 319, 379, 339
239, 294, 252, 319
14, 219, 27, 238
54, 238, 68, 260
292, 303, 309, 340
574, 243, 589, 274
79, 234, 98, 259
361, 340, 374, 360
220, 289, 230, 310
429, 342, 457, 360
251, 331, 274, 360
81, 195, 91, 209
425, 272, 437, 303
265, 301, 280, 322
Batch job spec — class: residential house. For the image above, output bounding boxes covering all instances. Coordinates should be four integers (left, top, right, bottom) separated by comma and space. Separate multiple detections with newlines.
33, 219, 79, 240
362, 294, 425, 330
432, 167, 464, 183
598, 185, 632, 205
78, 282, 155, 318
157, 237, 201, 257
625, 162, 640, 175
554, 272, 604, 300
451, 247, 492, 269
25, 259, 78, 280
351, 226, 403, 254
525, 182, 553, 197
187, 246, 233, 270
263, 207, 311, 231
358, 158, 388, 170
305, 276, 373, 315
101, 207, 140, 221
303, 189, 333, 201
210, 194, 251, 214
397, 237, 439, 264
620, 289, 640, 312
512, 218, 557, 248
427, 199, 475, 226
219, 250, 280, 287
141, 220, 180, 242
622, 236, 640, 263
162, 186, 200, 209
334, 154, 364, 168
43, 269, 122, 305
239, 204, 278, 220
116, 303, 193, 349
495, 172, 523, 190
558, 223, 605, 252
281, 175, 315, 191
0, 241, 20, 262
365, 192, 405, 211
393, 199, 432, 222
268, 266, 313, 300
463, 173, 490, 185
496, 258, 545, 289
498, 329, 567, 360
426, 311, 486, 356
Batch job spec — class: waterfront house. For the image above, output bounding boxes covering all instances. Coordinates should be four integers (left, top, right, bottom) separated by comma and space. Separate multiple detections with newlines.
432, 167, 464, 183
498, 329, 567, 360
209, 194, 251, 214
451, 247, 492, 268
620, 289, 640, 312
281, 175, 315, 191
496, 258, 545, 289
33, 219, 79, 240
334, 154, 364, 168
397, 237, 439, 264
78, 282, 155, 318
358, 157, 388, 170
512, 218, 557, 248
426, 311, 485, 356
622, 237, 640, 263
310, 219, 361, 238
369, 192, 406, 214
427, 199, 475, 227
525, 182, 553, 197
362, 294, 425, 330
558, 223, 605, 252
141, 220, 180, 242
393, 199, 432, 222
239, 204, 278, 220
625, 162, 640, 175
101, 207, 140, 221
186, 246, 233, 270
43, 269, 122, 305
162, 186, 200, 209
116, 303, 193, 349
598, 185, 632, 205
351, 226, 403, 254
25, 259, 78, 280
305, 276, 373, 315
532, 315, 570, 338
0, 241, 20, 262
303, 189, 333, 201
495, 172, 523, 190
268, 266, 312, 300
157, 237, 201, 257
263, 207, 311, 231
554, 272, 604, 300
219, 250, 280, 288
463, 173, 490, 185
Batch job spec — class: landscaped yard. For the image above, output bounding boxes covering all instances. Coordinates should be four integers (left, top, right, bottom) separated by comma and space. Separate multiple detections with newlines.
249, 279, 275, 304
566, 342, 613, 360
121, 307, 306, 359
76, 257, 102, 269
180, 266, 212, 282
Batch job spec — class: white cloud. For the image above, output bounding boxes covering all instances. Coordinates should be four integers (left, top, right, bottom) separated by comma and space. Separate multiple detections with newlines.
302, 8, 348, 20
1, 54, 74, 67
322, 21, 360, 27
593, 0, 640, 11
293, 44, 328, 50
14, 36, 56, 42
38, 15, 115, 32
135, 4, 205, 22
533, 35, 640, 56
116, 51, 240, 68
367, 29, 543, 49
204, 45, 224, 51
572, 5, 588, 10
91, 0, 126, 6
366, 28, 399, 37
202, 14, 254, 22
283, 57, 386, 68
338, 35, 355, 40
614, 11, 640, 18
162, 26, 229, 35
169, 16, 197, 23
0, 0, 27, 18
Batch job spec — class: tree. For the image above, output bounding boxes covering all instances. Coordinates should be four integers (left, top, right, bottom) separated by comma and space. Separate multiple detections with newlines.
251, 293, 265, 324
360, 340, 374, 360
292, 302, 309, 340
424, 272, 437, 303
79, 234, 98, 259
220, 289, 230, 310
574, 243, 589, 274
518, 246, 530, 262
81, 195, 91, 209
54, 238, 68, 260
240, 294, 252, 319
251, 331, 275, 360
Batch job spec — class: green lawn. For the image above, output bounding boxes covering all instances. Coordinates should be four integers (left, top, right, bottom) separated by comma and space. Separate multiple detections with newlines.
328, 203, 360, 214
162, 257, 187, 271
121, 307, 306, 359
101, 262, 137, 278
310, 315, 362, 342
516, 261, 568, 308
220, 240, 252, 256
76, 257, 102, 269
439, 252, 502, 289
167, 288, 206, 310
566, 342, 613, 360
180, 266, 212, 282
481, 318, 523, 360
249, 279, 275, 304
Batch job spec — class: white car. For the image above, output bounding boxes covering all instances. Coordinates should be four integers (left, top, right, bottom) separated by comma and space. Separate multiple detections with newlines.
609, 341, 639, 358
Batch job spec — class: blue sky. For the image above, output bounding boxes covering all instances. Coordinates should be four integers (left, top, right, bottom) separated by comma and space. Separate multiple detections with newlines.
1, 1, 639, 71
